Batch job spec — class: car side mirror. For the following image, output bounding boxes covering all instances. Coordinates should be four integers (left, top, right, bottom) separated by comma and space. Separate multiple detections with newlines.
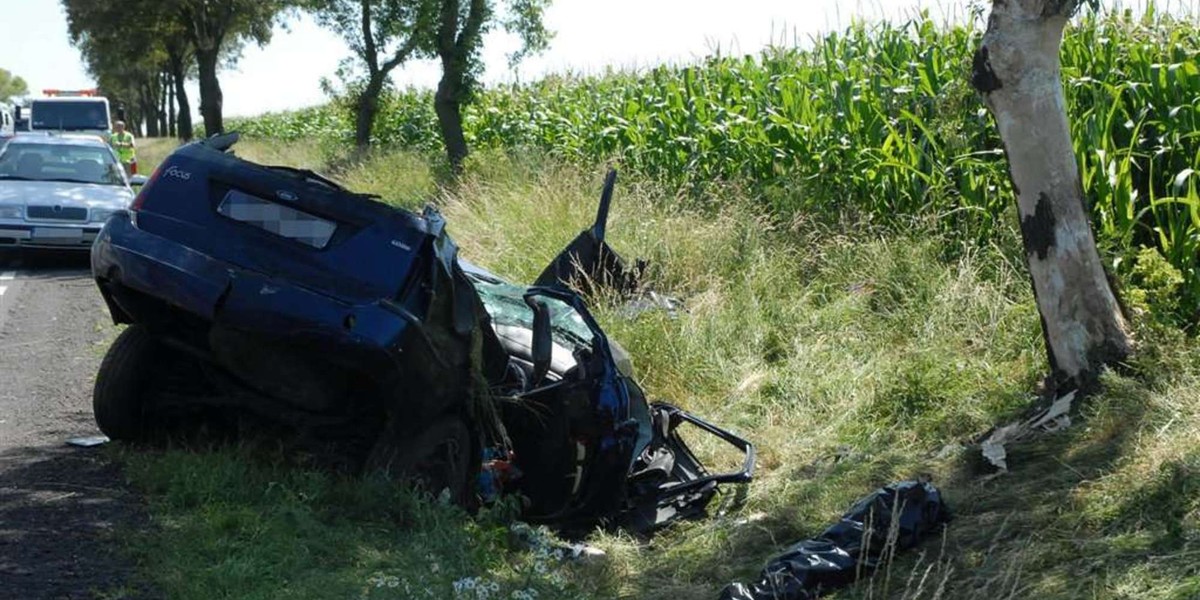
129, 174, 148, 186
526, 297, 552, 386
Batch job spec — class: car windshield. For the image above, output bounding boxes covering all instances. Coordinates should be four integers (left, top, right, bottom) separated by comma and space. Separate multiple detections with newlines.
0, 142, 124, 186
30, 100, 109, 131
467, 273, 596, 351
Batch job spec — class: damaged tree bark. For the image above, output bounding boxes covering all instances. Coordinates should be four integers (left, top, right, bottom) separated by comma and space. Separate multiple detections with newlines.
972, 0, 1133, 394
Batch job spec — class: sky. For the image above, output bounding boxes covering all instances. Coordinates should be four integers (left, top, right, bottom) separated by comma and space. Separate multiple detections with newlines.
0, 0, 1182, 118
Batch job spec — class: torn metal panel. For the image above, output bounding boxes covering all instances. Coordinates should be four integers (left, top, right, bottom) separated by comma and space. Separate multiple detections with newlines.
534, 169, 645, 295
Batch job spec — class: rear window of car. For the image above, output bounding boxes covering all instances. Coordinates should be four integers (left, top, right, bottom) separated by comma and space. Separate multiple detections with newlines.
216, 189, 337, 250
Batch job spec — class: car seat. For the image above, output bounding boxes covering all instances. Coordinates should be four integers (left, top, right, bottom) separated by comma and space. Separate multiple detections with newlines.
75, 159, 106, 181
16, 153, 44, 178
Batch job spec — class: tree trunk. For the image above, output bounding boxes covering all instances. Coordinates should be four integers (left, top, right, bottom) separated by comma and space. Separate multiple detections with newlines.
195, 48, 224, 136
167, 49, 193, 140
158, 72, 169, 138
972, 0, 1133, 393
435, 68, 468, 171
355, 75, 386, 149
140, 83, 160, 138
167, 72, 177, 138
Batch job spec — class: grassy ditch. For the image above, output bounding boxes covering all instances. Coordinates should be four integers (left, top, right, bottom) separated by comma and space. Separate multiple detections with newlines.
106, 139, 1200, 599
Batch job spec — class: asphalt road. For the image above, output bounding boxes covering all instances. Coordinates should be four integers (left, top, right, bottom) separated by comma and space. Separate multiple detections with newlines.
0, 250, 152, 599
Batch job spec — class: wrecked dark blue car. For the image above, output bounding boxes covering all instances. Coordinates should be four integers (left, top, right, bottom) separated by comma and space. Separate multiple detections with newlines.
90, 133, 754, 533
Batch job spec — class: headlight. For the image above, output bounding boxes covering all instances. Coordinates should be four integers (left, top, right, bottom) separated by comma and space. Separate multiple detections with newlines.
0, 205, 22, 219
91, 208, 118, 223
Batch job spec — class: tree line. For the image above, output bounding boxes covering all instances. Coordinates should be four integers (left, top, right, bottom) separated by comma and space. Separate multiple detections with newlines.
63, 0, 550, 168
0, 68, 29, 102
63, 0, 296, 141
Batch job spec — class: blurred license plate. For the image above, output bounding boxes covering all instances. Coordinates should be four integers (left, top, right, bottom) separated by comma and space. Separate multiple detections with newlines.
33, 227, 83, 240
217, 190, 336, 249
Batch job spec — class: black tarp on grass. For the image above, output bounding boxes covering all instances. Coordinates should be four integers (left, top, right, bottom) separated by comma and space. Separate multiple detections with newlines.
720, 479, 950, 600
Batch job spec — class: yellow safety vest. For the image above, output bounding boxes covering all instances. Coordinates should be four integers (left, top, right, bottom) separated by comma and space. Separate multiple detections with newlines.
110, 131, 136, 163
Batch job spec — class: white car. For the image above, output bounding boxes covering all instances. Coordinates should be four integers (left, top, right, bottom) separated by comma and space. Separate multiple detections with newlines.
0, 134, 145, 250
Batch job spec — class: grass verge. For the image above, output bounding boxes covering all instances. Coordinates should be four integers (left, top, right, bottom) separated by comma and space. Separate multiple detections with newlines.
115, 138, 1200, 599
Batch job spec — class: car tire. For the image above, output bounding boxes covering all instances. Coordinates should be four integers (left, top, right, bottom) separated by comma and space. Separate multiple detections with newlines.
366, 414, 477, 507
93, 325, 162, 441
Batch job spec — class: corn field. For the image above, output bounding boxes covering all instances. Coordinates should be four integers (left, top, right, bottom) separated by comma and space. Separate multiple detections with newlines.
231, 9, 1200, 314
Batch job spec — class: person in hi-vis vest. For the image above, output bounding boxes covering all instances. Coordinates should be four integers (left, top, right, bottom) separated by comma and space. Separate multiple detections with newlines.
109, 120, 136, 177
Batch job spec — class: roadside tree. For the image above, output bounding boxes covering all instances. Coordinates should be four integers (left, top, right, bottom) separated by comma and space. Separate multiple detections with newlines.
311, 0, 551, 168
0, 68, 28, 101
175, 0, 301, 135
971, 0, 1134, 394
427, 0, 551, 169
310, 0, 438, 149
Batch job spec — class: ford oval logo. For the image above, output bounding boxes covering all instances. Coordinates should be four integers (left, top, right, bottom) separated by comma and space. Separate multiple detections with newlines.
276, 190, 298, 202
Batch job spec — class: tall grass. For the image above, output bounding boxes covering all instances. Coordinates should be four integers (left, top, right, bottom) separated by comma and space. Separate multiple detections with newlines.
120, 140, 1200, 598
231, 8, 1200, 315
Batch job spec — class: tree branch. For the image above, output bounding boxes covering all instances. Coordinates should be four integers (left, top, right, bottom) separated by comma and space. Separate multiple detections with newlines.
438, 0, 459, 54
360, 0, 380, 73
455, 0, 487, 52
380, 35, 421, 74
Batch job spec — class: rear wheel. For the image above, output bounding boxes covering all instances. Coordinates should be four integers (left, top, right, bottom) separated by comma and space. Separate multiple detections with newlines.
366, 415, 476, 507
93, 325, 164, 441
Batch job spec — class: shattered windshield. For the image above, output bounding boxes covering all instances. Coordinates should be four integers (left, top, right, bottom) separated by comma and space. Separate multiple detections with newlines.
467, 272, 595, 351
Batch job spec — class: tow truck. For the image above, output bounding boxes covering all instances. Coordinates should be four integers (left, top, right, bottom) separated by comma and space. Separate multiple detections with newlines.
29, 89, 112, 141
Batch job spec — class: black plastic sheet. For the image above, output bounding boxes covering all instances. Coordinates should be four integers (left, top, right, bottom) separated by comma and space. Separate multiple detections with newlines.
719, 480, 950, 600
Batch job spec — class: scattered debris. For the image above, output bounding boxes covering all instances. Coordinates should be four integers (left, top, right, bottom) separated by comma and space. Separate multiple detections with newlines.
980, 390, 1076, 472
65, 435, 109, 448
732, 512, 769, 528
508, 522, 607, 563
620, 290, 683, 319
719, 479, 950, 600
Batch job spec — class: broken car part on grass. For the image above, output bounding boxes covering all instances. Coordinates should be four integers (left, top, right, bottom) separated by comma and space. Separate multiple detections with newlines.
533, 169, 644, 296
720, 479, 950, 600
533, 169, 681, 320
979, 390, 1076, 472
88, 133, 754, 534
